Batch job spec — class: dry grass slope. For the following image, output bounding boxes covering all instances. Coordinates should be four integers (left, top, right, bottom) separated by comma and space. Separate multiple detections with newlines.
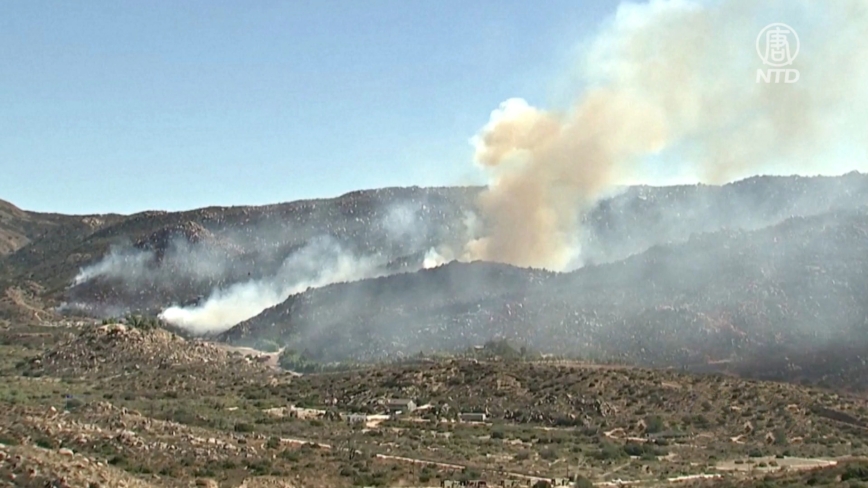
2, 322, 867, 487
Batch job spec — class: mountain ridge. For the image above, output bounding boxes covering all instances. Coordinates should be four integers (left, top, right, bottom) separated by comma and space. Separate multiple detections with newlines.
4, 173, 868, 393
221, 205, 868, 390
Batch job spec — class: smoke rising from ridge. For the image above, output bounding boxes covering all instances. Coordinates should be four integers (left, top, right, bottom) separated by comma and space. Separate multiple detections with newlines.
159, 236, 385, 334
466, 0, 868, 270
67, 198, 459, 332
72, 238, 232, 287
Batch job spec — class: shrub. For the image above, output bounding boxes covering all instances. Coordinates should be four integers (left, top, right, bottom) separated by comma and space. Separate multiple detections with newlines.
34, 437, 57, 449
623, 442, 666, 458
773, 429, 788, 445
574, 476, 594, 488
108, 454, 127, 466
843, 463, 868, 482
65, 397, 84, 410
245, 459, 273, 476
593, 443, 625, 460
124, 314, 163, 331
539, 448, 559, 461
514, 450, 531, 461
280, 450, 300, 462
0, 433, 19, 446
645, 415, 665, 434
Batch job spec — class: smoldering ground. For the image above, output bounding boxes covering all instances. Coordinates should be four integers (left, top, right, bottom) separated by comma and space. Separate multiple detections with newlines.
465, 0, 868, 270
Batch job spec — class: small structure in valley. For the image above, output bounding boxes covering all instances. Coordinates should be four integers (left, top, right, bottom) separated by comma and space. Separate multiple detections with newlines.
346, 413, 368, 425
459, 412, 487, 423
385, 398, 416, 414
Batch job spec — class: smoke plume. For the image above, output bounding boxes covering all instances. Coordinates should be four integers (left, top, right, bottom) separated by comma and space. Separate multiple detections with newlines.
73, 238, 230, 287
466, 0, 868, 270
423, 247, 454, 269
159, 236, 384, 334
68, 199, 447, 332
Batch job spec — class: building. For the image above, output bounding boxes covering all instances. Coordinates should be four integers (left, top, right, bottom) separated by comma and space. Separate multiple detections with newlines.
459, 412, 487, 422
346, 413, 367, 425
385, 399, 416, 414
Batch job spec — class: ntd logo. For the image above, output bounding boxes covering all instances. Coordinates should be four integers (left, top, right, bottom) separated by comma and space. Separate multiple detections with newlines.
756, 23, 800, 84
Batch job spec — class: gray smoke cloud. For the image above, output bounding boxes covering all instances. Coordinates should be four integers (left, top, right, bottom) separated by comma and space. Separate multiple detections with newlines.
69, 200, 447, 333
72, 238, 230, 287
382, 203, 423, 247
159, 236, 385, 334
73, 247, 154, 286
465, 0, 868, 270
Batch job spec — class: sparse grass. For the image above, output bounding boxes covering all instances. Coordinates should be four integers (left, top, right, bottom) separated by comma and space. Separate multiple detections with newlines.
2, 327, 868, 487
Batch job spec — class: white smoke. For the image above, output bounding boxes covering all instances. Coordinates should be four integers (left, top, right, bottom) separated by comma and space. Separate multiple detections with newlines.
382, 203, 421, 243
465, 0, 868, 270
73, 238, 231, 287
70, 202, 437, 333
73, 247, 155, 285
423, 247, 453, 269
422, 210, 483, 268
159, 237, 384, 334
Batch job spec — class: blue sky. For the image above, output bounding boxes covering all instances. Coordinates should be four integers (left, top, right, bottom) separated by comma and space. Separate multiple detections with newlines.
1, 1, 622, 214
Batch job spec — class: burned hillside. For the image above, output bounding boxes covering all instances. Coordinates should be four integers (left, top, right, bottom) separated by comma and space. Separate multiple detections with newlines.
5, 174, 868, 368
40, 173, 868, 325
55, 186, 476, 319
222, 206, 868, 390
580, 172, 868, 265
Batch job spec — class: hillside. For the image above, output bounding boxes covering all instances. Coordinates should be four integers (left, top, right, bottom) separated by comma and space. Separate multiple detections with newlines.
3, 319, 868, 487
5, 174, 868, 486
0, 198, 32, 256
21, 321, 274, 381
4, 174, 868, 388
5, 186, 475, 314
222, 207, 868, 390
0, 198, 108, 258
5, 173, 868, 317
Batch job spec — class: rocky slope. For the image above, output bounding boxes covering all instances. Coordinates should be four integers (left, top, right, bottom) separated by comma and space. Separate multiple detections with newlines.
20, 323, 274, 381
6, 174, 868, 390
222, 207, 868, 390
5, 174, 868, 318
37, 186, 475, 315
4, 332, 868, 487
0, 439, 160, 488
